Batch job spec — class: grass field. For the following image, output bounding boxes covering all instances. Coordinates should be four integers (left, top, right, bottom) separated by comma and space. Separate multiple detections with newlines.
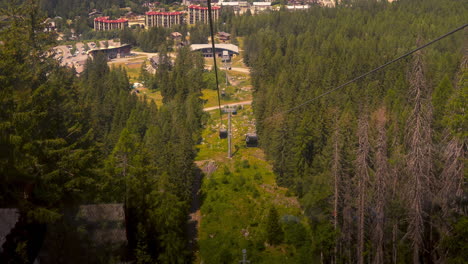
108, 57, 146, 82
195, 106, 312, 263
204, 54, 244, 69
201, 86, 251, 108
137, 88, 163, 106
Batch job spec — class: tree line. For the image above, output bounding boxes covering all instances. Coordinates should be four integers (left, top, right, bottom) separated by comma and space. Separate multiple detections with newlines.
0, 1, 205, 263
229, 0, 466, 263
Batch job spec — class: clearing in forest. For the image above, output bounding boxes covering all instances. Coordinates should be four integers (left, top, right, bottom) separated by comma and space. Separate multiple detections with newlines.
194, 60, 313, 263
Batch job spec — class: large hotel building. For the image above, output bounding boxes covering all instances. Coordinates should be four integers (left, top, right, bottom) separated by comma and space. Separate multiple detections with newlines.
145, 11, 184, 28
188, 5, 220, 25
94, 17, 129, 31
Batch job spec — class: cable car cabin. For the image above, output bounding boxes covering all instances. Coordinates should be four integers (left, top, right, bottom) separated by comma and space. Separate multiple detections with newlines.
245, 133, 258, 147
219, 129, 228, 139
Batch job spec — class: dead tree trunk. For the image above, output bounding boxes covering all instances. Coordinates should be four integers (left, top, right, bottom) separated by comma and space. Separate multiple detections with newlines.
406, 50, 433, 264
356, 111, 370, 264
438, 56, 467, 216
333, 128, 340, 264
439, 139, 465, 215
372, 108, 388, 264
436, 56, 467, 262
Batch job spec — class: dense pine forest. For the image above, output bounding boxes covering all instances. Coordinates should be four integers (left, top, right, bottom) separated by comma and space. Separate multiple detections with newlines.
38, 0, 150, 18
1, 0, 467, 263
226, 0, 466, 263
0, 1, 204, 263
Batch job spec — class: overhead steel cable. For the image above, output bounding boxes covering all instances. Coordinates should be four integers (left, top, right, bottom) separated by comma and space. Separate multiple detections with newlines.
266, 23, 467, 121
206, 0, 224, 124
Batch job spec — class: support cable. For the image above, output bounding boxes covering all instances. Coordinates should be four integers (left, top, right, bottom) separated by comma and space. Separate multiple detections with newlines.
266, 23, 467, 121
206, 0, 224, 124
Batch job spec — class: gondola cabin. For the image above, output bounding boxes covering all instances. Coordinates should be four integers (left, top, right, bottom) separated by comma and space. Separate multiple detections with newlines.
219, 128, 228, 139
245, 133, 258, 147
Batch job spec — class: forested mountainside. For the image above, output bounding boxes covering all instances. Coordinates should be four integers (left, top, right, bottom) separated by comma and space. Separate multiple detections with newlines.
0, 1, 204, 262
38, 0, 149, 18
229, 0, 466, 263
0, 0, 147, 18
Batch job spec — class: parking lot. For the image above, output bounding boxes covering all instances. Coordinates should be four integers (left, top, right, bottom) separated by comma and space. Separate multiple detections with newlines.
54, 40, 124, 74
54, 43, 89, 73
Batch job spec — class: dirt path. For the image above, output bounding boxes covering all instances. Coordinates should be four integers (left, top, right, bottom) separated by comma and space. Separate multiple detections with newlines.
186, 161, 218, 255
203, 100, 252, 112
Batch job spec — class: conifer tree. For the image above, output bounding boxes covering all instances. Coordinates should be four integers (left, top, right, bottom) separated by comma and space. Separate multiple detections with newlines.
356, 110, 370, 264
266, 206, 283, 245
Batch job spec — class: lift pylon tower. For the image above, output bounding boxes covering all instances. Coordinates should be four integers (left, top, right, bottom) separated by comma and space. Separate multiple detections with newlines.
224, 106, 236, 158
238, 249, 250, 264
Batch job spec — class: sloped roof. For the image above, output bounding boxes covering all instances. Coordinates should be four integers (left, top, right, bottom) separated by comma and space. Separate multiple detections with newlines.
188, 5, 221, 10
0, 208, 19, 252
190, 43, 239, 54
77, 204, 124, 223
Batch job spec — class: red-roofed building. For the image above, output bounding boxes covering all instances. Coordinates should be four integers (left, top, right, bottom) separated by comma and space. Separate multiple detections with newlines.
188, 5, 220, 25
94, 16, 129, 31
145, 11, 184, 28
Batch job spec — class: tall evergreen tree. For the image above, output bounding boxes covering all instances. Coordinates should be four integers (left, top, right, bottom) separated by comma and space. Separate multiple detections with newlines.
266, 206, 283, 245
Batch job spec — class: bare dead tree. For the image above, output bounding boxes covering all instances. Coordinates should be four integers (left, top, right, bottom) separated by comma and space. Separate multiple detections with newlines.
435, 56, 467, 262
389, 158, 403, 264
405, 50, 434, 263
438, 56, 467, 216
356, 110, 370, 264
386, 113, 405, 264
342, 185, 354, 262
332, 124, 340, 264
372, 107, 388, 264
439, 141, 465, 216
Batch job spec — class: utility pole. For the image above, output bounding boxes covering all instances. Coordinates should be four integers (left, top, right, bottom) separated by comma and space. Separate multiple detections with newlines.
225, 107, 235, 158
228, 111, 232, 158
238, 249, 250, 264
223, 56, 234, 158
225, 59, 228, 87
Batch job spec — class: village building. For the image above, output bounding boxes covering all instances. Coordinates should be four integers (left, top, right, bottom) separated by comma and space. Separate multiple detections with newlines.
94, 16, 129, 31
286, 4, 310, 10
143, 2, 159, 9
252, 2, 272, 13
44, 18, 57, 32
145, 11, 184, 28
88, 9, 103, 17
183, 0, 209, 6
222, 50, 230, 62
219, 1, 250, 15
149, 55, 175, 70
190, 43, 239, 59
171, 31, 183, 40
88, 44, 132, 59
217, 31, 231, 42
188, 5, 220, 25
0, 208, 19, 254
37, 204, 127, 263
318, 0, 336, 7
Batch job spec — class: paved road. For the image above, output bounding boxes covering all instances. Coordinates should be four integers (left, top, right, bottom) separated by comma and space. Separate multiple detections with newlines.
203, 100, 252, 112
204, 65, 250, 74
229, 67, 250, 73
